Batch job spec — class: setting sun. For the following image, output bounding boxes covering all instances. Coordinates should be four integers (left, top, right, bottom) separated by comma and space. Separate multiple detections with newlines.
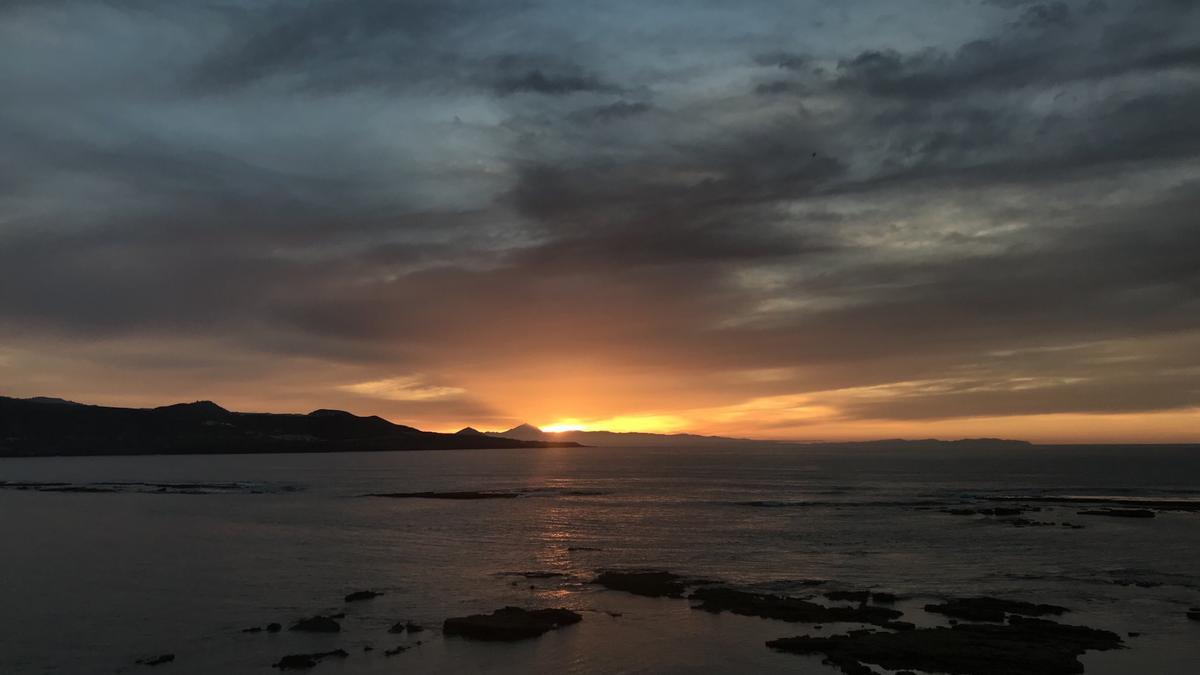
540, 422, 587, 433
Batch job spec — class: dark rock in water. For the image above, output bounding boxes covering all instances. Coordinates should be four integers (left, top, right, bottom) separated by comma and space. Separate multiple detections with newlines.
992, 496, 1200, 513
243, 626, 263, 633
41, 485, 119, 493
363, 645, 373, 652
1110, 578, 1162, 588
825, 590, 871, 603
344, 590, 382, 602
871, 592, 898, 604
388, 621, 406, 634
1188, 608, 1200, 621
289, 616, 341, 633
267, 623, 282, 633
592, 570, 689, 598
567, 546, 602, 552
767, 615, 1123, 675
502, 571, 568, 579
944, 506, 1035, 517
405, 621, 425, 633
273, 650, 349, 670
691, 587, 905, 628
945, 505, 1060, 528
443, 606, 582, 641
136, 654, 175, 666
1078, 508, 1155, 518
329, 612, 346, 619
924, 597, 1068, 623
384, 646, 408, 657
1002, 517, 1059, 528
1128, 632, 1141, 637
366, 491, 520, 500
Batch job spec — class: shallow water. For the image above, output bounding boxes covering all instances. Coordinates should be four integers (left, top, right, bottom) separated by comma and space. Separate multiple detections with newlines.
1, 444, 1198, 674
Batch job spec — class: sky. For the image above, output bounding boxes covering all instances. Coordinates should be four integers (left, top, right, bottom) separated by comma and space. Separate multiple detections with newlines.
1, 0, 1198, 442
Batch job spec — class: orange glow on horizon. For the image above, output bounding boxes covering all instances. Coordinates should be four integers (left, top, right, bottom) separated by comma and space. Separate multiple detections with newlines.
541, 421, 587, 433
536, 414, 691, 435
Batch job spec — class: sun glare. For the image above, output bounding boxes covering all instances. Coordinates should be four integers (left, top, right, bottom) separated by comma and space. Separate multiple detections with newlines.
541, 422, 587, 433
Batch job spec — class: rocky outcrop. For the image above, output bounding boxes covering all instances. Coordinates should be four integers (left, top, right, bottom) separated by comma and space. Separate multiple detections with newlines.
592, 570, 691, 597
1078, 509, 1156, 518
272, 650, 348, 670
692, 588, 909, 629
289, 616, 341, 633
443, 607, 582, 641
366, 491, 520, 500
924, 597, 1068, 623
767, 616, 1123, 675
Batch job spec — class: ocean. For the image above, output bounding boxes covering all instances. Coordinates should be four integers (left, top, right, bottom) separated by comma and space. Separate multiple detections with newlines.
1, 444, 1198, 674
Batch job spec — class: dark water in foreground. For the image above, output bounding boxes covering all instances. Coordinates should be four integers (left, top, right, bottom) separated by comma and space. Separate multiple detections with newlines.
1, 444, 1198, 674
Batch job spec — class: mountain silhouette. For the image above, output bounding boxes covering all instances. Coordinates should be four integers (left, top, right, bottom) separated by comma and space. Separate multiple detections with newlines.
485, 423, 764, 447
0, 395, 579, 457
483, 423, 1033, 449
496, 423, 549, 440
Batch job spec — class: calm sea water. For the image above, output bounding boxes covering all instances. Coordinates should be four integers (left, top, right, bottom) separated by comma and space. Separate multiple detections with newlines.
1, 444, 1198, 674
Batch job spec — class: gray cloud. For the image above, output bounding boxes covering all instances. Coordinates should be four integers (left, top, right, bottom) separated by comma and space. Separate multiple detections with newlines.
492, 68, 617, 96
1, 0, 1198, 432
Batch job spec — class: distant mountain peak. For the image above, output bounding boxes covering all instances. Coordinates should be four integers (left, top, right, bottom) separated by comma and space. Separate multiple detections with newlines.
26, 396, 81, 406
155, 400, 229, 415
456, 426, 484, 435
484, 423, 550, 442
308, 409, 356, 418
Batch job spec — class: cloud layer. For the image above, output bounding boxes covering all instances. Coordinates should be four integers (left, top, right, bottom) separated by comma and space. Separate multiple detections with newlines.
1, 0, 1198, 440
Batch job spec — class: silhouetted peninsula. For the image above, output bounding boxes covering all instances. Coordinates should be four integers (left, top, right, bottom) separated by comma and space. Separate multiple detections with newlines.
485, 423, 772, 447
0, 396, 579, 458
484, 423, 1033, 449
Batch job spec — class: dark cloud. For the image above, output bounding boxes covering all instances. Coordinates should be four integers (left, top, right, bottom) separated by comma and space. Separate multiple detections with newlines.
834, 3, 1199, 100
1, 0, 1198, 435
754, 52, 811, 71
191, 0, 496, 91
576, 100, 652, 122
492, 68, 616, 96
1012, 1, 1074, 29
754, 80, 805, 96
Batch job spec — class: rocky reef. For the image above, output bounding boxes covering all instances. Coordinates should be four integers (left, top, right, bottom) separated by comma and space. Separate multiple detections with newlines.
443, 607, 582, 641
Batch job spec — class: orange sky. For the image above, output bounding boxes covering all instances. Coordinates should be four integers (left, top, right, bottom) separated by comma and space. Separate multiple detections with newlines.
3, 1, 1199, 445
4, 336, 1197, 443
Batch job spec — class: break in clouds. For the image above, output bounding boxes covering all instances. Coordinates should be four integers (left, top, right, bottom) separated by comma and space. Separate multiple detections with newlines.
1, 0, 1198, 439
